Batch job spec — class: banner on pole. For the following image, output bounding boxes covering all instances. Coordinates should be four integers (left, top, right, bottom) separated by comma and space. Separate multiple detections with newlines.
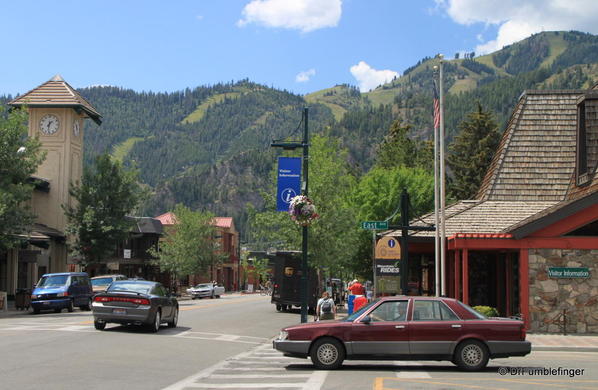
276, 157, 301, 212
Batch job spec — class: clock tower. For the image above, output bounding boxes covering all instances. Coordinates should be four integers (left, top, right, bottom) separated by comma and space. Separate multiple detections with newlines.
8, 75, 102, 274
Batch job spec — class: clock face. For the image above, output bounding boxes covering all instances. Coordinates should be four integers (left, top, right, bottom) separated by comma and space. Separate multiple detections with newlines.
39, 114, 60, 135
73, 120, 80, 137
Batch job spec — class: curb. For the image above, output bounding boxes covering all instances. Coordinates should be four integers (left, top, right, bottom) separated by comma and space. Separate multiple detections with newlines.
532, 346, 598, 353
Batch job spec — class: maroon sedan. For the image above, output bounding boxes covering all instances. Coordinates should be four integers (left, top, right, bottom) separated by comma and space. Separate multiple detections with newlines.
273, 296, 530, 371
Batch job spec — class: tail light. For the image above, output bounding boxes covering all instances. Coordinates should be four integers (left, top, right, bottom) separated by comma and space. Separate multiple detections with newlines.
520, 324, 526, 340
94, 296, 150, 305
274, 284, 279, 289
57, 292, 69, 297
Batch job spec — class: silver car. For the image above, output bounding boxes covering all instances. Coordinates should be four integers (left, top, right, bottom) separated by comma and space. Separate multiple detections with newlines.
187, 283, 225, 299
92, 280, 178, 332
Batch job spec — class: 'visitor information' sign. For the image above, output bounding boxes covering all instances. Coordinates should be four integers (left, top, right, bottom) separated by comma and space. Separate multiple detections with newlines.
548, 267, 590, 278
276, 157, 301, 212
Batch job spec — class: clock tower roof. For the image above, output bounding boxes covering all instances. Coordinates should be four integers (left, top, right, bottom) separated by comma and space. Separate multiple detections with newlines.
9, 75, 102, 125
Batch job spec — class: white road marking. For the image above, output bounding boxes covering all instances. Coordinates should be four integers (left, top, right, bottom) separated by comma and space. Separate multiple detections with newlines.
394, 361, 431, 378
162, 341, 327, 390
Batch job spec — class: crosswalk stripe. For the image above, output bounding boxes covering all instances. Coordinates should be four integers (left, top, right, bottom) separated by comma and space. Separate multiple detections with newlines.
394, 361, 431, 378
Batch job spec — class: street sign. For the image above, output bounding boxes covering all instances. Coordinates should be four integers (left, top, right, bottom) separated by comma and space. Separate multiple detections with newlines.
361, 221, 388, 230
276, 157, 301, 212
548, 267, 590, 278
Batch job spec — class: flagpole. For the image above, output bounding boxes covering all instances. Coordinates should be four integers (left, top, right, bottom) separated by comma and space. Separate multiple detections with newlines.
439, 54, 447, 297
433, 66, 440, 298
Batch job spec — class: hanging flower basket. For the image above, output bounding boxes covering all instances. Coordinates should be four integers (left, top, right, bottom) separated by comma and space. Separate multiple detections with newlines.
288, 195, 319, 227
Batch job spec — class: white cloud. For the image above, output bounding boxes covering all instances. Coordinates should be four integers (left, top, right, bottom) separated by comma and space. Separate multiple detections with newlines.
442, 0, 598, 54
196, 15, 204, 21
296, 69, 316, 83
350, 61, 398, 92
238, 0, 342, 33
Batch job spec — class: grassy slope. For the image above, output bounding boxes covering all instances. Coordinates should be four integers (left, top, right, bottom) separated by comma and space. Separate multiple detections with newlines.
181, 92, 241, 124
111, 137, 144, 162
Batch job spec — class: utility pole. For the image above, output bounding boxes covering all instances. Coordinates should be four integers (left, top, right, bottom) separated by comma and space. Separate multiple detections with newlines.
271, 108, 310, 323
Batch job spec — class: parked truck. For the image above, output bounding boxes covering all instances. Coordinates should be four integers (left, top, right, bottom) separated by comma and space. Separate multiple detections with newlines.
269, 251, 319, 313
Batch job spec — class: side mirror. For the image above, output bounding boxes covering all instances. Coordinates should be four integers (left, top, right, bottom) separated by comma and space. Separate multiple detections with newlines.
361, 315, 372, 324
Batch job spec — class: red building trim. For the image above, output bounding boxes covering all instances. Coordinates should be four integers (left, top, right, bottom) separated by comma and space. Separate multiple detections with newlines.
448, 236, 598, 250
519, 249, 530, 330
529, 203, 598, 237
461, 249, 469, 305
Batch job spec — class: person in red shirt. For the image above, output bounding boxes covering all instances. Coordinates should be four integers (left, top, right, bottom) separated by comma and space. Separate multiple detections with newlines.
353, 294, 368, 312
348, 279, 365, 296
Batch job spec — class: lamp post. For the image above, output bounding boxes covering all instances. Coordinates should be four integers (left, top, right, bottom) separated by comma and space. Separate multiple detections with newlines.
271, 107, 310, 323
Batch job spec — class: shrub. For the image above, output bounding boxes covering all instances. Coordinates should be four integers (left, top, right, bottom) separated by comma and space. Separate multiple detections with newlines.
473, 305, 499, 317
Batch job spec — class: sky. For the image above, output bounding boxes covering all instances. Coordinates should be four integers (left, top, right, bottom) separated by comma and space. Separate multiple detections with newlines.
1, 0, 597, 96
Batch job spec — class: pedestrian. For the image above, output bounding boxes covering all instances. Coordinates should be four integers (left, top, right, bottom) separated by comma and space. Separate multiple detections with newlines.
353, 294, 368, 312
315, 291, 336, 321
348, 279, 365, 296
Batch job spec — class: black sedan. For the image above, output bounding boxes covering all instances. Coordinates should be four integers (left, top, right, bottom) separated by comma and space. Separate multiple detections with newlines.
91, 280, 178, 332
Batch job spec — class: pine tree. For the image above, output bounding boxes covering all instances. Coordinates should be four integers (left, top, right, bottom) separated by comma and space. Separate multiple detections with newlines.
0, 106, 45, 250
447, 103, 501, 200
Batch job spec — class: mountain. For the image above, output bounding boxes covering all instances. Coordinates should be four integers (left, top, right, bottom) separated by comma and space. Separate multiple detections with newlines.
5, 30, 596, 236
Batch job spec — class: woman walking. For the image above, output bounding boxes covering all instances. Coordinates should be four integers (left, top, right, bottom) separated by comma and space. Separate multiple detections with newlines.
316, 291, 336, 321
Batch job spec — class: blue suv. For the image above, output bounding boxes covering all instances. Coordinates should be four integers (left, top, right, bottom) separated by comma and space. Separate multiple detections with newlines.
31, 272, 93, 314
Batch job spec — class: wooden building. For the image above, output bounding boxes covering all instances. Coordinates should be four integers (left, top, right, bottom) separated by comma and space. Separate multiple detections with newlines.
384, 86, 598, 333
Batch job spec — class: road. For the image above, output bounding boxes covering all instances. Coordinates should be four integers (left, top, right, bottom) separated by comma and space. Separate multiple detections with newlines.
1, 294, 597, 390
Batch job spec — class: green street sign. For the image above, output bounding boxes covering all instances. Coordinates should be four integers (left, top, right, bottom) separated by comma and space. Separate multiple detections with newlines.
361, 221, 388, 230
548, 267, 590, 278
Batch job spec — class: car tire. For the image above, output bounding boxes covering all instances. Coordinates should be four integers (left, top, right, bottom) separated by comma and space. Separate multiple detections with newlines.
276, 304, 282, 312
167, 307, 178, 328
94, 320, 106, 330
454, 340, 489, 371
67, 299, 74, 313
150, 310, 161, 333
33, 307, 40, 314
81, 298, 92, 311
310, 337, 345, 370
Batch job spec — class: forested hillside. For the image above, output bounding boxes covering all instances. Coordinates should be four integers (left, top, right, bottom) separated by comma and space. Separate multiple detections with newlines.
4, 30, 598, 237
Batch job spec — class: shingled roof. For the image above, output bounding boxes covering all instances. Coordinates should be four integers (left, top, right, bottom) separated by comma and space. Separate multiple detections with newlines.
477, 90, 581, 201
386, 88, 598, 241
9, 75, 102, 125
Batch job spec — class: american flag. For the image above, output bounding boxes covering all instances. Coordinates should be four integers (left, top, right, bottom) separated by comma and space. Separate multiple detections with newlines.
433, 80, 440, 129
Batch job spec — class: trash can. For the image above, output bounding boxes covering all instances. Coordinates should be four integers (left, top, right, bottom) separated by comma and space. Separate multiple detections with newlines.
15, 288, 31, 310
347, 294, 356, 315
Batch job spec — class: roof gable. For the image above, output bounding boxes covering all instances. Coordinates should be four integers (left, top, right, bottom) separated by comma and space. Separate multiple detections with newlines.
477, 90, 582, 201
9, 75, 102, 125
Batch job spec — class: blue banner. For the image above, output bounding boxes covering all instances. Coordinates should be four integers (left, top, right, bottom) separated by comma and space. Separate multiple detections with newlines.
276, 157, 301, 212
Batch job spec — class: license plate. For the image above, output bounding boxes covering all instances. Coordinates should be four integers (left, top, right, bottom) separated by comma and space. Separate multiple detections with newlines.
112, 308, 127, 315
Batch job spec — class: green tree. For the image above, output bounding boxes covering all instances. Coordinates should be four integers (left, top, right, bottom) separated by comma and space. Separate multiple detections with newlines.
349, 166, 435, 278
64, 153, 142, 266
149, 204, 224, 282
375, 120, 417, 169
0, 106, 45, 250
447, 103, 501, 200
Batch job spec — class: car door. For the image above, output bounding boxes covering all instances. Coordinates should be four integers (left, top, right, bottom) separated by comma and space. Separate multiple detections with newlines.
409, 299, 463, 356
154, 284, 172, 318
348, 300, 410, 357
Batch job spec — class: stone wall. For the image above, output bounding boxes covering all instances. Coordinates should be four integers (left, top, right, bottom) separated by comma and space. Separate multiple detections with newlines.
528, 249, 598, 333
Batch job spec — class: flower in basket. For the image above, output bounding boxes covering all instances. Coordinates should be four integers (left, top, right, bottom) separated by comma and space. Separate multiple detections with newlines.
288, 195, 319, 226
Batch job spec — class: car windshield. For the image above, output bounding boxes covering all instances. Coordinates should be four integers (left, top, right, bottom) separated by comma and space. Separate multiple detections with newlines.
194, 284, 211, 288
91, 277, 113, 286
37, 275, 68, 287
457, 301, 487, 319
343, 299, 379, 322
107, 282, 151, 294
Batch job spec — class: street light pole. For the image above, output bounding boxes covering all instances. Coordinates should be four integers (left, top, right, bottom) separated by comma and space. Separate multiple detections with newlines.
300, 107, 309, 323
271, 107, 310, 323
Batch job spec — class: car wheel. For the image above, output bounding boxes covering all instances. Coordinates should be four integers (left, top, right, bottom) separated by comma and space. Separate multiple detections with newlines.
81, 298, 92, 311
94, 320, 106, 330
310, 338, 345, 370
276, 304, 282, 312
150, 310, 161, 333
67, 299, 74, 313
454, 340, 489, 371
168, 307, 178, 328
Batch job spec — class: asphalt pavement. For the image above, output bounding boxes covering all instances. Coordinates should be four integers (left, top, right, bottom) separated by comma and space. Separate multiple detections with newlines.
1, 294, 598, 390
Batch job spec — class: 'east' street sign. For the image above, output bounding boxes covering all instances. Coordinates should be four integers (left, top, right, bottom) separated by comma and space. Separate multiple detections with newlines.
361, 221, 388, 230
276, 157, 301, 212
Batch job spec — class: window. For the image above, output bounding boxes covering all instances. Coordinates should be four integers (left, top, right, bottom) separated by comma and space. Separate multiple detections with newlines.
369, 300, 408, 322
412, 300, 460, 321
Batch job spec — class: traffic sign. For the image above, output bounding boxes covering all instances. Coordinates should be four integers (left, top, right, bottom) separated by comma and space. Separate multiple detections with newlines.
361, 221, 388, 230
